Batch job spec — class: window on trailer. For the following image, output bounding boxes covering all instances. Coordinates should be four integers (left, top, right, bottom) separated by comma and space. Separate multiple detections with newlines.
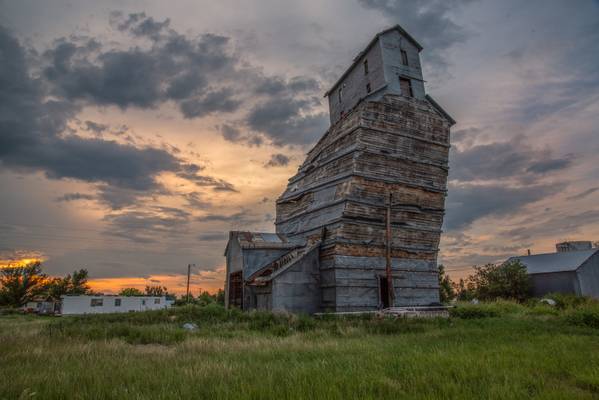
154, 298, 160, 304
91, 298, 103, 307
115, 298, 121, 307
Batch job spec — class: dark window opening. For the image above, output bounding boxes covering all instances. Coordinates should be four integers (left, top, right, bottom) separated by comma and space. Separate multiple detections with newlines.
154, 298, 160, 304
379, 276, 390, 308
228, 271, 243, 309
363, 59, 369, 75
91, 298, 103, 307
114, 298, 121, 307
399, 77, 413, 97
401, 49, 409, 66
366, 83, 372, 93
338, 87, 343, 103
142, 299, 146, 305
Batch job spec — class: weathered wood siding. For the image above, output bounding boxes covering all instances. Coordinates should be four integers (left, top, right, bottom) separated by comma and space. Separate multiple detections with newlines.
275, 93, 451, 311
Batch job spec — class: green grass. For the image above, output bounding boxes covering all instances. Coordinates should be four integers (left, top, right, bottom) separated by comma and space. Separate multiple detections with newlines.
1, 301, 599, 399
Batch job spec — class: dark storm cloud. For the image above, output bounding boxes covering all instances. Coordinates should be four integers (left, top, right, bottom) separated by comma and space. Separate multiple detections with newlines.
443, 183, 562, 232
84, 120, 109, 134
220, 124, 242, 142
180, 88, 241, 119
96, 185, 159, 210
103, 206, 191, 243
500, 209, 599, 242
43, 19, 236, 111
176, 164, 238, 192
0, 26, 238, 210
55, 192, 95, 202
567, 187, 599, 201
254, 76, 320, 96
34, 136, 179, 190
357, 0, 476, 75
38, 12, 326, 147
264, 153, 290, 168
196, 211, 264, 226
246, 98, 328, 146
505, 16, 599, 125
113, 12, 171, 39
450, 135, 573, 183
183, 192, 212, 209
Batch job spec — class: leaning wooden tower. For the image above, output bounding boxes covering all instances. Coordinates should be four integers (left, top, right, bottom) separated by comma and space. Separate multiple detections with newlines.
275, 25, 454, 312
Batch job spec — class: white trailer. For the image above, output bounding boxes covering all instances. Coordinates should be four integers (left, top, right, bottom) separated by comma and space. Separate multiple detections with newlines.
60, 295, 172, 315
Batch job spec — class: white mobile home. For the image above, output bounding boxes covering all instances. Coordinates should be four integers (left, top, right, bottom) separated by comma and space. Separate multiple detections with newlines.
61, 295, 171, 315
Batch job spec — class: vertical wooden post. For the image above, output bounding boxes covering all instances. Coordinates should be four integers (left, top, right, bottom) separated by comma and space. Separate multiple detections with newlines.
385, 192, 395, 308
186, 264, 191, 304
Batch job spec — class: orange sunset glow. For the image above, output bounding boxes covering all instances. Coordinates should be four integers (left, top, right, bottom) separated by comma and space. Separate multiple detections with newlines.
88, 268, 225, 295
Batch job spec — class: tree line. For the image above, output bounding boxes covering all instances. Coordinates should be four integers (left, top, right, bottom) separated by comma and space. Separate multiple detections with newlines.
0, 261, 224, 308
438, 260, 531, 303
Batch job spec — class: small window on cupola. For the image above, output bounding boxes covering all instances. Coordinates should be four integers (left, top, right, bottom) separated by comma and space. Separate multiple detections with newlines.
401, 50, 409, 66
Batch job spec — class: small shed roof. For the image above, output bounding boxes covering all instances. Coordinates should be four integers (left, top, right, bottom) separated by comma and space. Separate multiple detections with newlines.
508, 249, 598, 274
224, 231, 298, 255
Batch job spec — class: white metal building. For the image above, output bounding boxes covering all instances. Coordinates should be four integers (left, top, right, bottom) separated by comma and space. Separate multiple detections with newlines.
61, 295, 172, 315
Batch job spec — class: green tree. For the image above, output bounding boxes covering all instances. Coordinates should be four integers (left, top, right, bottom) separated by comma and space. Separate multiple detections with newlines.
454, 278, 476, 301
215, 288, 225, 306
466, 260, 531, 302
119, 287, 143, 296
46, 269, 90, 299
0, 261, 47, 307
145, 285, 167, 296
438, 265, 455, 303
69, 269, 90, 295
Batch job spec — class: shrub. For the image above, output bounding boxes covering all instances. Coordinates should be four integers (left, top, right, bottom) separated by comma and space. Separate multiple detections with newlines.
466, 260, 531, 302
564, 305, 599, 329
438, 265, 455, 303
544, 293, 596, 310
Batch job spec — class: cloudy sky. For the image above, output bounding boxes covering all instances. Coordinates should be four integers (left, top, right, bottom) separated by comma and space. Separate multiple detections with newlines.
1, 0, 598, 293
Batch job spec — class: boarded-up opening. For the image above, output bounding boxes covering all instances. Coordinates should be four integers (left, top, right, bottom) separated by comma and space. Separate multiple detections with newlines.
228, 271, 243, 308
399, 77, 413, 97
379, 276, 390, 308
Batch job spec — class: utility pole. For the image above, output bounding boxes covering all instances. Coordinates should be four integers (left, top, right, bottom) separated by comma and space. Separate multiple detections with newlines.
186, 264, 192, 304
385, 191, 395, 308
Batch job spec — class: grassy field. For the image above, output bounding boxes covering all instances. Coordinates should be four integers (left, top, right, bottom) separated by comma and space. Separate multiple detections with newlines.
1, 299, 599, 399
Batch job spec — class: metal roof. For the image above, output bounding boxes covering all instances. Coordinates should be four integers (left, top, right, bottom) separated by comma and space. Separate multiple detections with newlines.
508, 249, 598, 274
224, 231, 299, 255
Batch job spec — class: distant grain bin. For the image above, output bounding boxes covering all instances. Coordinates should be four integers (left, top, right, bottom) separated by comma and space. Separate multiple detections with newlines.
556, 241, 593, 252
225, 25, 455, 313
508, 242, 599, 298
